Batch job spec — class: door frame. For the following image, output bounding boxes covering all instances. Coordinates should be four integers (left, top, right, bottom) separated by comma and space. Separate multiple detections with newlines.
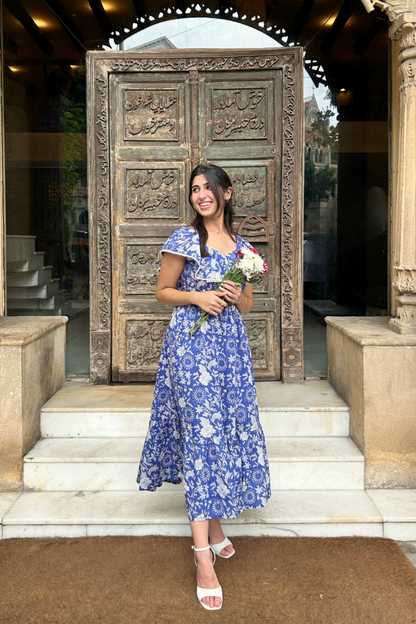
87, 48, 304, 384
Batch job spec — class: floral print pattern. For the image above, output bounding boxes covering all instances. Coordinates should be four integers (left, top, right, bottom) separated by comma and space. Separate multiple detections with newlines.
137, 226, 271, 521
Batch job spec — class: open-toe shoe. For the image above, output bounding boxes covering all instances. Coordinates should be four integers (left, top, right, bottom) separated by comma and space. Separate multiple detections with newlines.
210, 536, 235, 559
191, 545, 223, 611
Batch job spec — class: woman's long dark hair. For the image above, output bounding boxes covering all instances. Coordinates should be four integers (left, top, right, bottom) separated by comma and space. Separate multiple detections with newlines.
189, 163, 235, 258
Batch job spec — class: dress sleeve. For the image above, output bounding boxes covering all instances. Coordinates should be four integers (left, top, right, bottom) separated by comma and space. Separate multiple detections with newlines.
159, 227, 200, 262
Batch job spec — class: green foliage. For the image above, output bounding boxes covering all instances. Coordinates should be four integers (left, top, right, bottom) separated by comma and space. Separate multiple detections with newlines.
304, 161, 336, 208
310, 109, 338, 151
59, 77, 87, 243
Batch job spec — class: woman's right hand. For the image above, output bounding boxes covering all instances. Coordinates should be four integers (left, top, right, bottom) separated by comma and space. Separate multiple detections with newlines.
193, 290, 227, 315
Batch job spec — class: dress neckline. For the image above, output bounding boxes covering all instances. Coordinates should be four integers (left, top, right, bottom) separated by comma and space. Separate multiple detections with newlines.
187, 227, 239, 257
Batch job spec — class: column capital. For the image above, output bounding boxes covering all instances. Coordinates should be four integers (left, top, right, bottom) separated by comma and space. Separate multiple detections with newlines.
361, 1, 416, 23
390, 12, 416, 44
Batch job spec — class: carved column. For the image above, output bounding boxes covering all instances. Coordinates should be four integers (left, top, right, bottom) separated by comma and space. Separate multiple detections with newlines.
389, 13, 416, 334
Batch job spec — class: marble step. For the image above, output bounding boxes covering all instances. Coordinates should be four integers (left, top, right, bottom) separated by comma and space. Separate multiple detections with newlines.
1, 490, 383, 539
7, 267, 53, 287
7, 251, 45, 272
8, 278, 60, 299
6, 235, 36, 263
24, 437, 364, 492
40, 380, 350, 438
41, 410, 349, 439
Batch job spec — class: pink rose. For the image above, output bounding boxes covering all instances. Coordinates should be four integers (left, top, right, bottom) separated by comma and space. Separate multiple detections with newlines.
236, 249, 244, 258
261, 262, 269, 274
249, 247, 260, 255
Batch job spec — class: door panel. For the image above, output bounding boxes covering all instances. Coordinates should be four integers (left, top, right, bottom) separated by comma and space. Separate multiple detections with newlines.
200, 71, 281, 380
110, 71, 192, 382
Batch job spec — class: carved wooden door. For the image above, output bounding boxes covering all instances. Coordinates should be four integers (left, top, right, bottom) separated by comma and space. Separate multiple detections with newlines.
88, 49, 303, 384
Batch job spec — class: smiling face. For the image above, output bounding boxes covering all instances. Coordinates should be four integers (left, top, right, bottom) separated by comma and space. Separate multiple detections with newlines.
190, 174, 231, 221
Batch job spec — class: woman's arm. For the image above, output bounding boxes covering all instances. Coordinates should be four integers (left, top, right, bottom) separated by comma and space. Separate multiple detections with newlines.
156, 252, 228, 316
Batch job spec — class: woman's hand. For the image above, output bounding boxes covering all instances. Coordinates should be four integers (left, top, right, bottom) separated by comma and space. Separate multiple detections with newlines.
220, 280, 243, 305
193, 290, 228, 316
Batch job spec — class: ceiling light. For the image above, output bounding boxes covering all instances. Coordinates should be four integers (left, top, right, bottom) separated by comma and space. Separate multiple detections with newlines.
325, 16, 336, 27
32, 18, 49, 28
8, 66, 20, 72
339, 88, 346, 92
101, 2, 116, 11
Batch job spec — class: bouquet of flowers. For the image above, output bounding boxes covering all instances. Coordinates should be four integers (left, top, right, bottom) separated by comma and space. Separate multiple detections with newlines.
189, 246, 269, 336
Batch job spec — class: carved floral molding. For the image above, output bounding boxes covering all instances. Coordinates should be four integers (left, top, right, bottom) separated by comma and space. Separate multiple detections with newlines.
362, 0, 416, 22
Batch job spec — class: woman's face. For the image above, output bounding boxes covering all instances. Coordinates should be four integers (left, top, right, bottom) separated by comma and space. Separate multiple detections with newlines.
190, 174, 231, 220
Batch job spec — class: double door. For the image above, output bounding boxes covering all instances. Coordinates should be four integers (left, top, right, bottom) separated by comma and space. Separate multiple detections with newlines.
88, 49, 303, 384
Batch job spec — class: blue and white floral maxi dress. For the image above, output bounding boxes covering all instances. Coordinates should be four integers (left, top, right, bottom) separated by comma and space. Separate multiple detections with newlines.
137, 226, 271, 521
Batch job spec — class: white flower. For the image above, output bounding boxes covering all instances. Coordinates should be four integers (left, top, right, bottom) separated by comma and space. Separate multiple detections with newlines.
140, 476, 152, 489
198, 364, 212, 386
240, 431, 249, 441
217, 482, 230, 499
195, 458, 204, 470
177, 346, 185, 357
199, 418, 215, 438
178, 397, 186, 408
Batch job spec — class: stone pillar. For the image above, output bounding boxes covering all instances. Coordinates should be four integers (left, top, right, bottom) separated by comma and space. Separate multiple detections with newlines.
389, 14, 416, 334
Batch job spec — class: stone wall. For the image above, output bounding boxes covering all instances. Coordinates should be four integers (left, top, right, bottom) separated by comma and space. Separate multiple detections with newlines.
327, 316, 416, 487
0, 316, 67, 490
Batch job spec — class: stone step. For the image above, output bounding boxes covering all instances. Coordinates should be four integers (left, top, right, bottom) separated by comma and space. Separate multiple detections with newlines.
40, 380, 350, 439
41, 410, 349, 439
7, 252, 46, 273
7, 308, 67, 317
8, 291, 64, 310
23, 437, 364, 492
7, 278, 60, 300
6, 235, 36, 263
1, 490, 383, 539
7, 267, 53, 287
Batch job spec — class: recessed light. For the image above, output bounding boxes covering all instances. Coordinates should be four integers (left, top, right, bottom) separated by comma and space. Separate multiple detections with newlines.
32, 18, 49, 28
325, 16, 336, 27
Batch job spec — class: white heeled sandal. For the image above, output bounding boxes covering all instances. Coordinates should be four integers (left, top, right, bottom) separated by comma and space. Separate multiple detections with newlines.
210, 536, 235, 559
191, 545, 223, 611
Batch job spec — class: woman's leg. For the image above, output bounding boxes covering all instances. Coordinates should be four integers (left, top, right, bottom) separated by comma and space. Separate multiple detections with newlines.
208, 517, 234, 556
190, 519, 222, 609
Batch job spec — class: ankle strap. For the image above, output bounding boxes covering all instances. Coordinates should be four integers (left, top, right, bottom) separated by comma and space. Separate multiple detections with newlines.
191, 545, 211, 552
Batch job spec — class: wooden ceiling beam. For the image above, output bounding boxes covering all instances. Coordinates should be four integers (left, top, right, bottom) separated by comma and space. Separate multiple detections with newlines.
354, 12, 385, 54
288, 0, 315, 42
320, 0, 360, 55
175, 0, 187, 12
42, 0, 86, 53
87, 0, 112, 41
131, 0, 147, 19
3, 0, 52, 54
3, 32, 18, 55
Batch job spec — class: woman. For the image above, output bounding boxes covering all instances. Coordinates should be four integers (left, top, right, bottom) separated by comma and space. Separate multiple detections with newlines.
137, 163, 271, 611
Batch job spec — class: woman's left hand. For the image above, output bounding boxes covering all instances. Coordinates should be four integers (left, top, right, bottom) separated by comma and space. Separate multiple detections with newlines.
220, 280, 243, 305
